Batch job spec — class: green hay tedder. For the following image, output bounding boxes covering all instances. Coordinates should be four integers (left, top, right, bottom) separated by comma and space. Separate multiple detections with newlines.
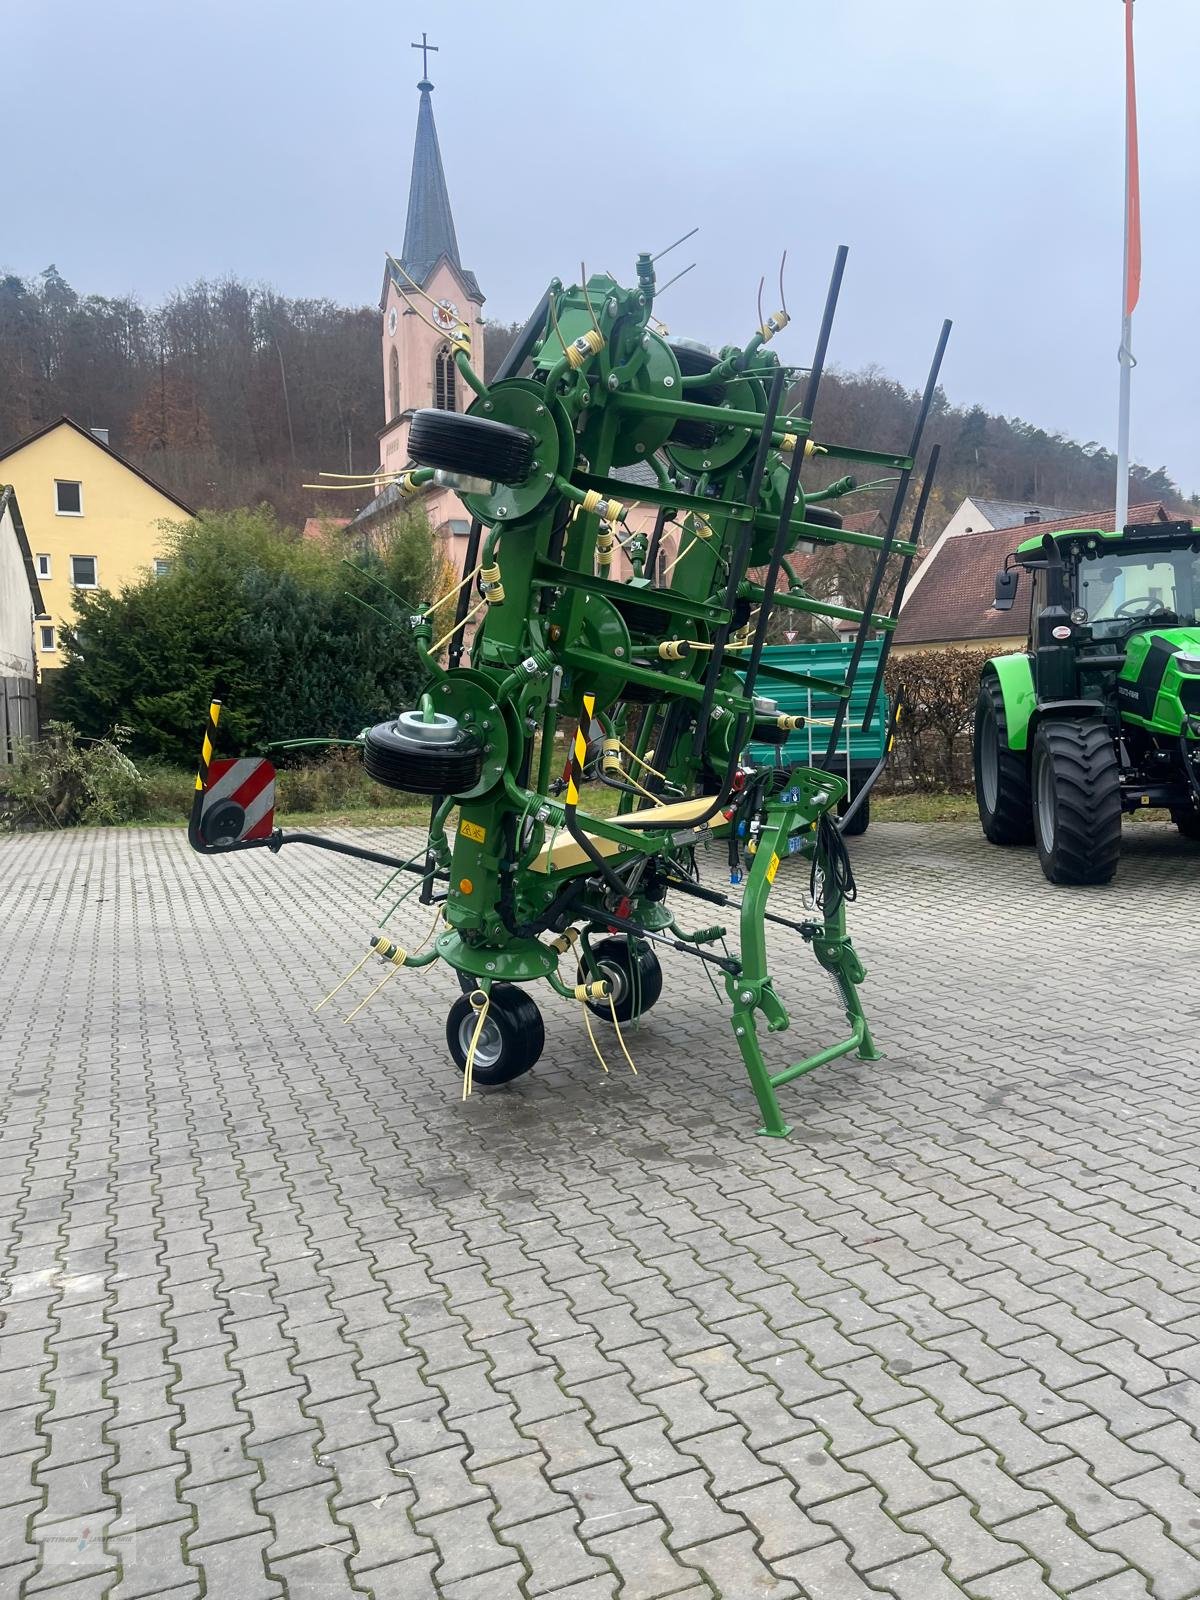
190, 247, 949, 1137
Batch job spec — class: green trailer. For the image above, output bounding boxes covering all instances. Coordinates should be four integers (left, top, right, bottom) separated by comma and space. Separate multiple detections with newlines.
745, 639, 892, 836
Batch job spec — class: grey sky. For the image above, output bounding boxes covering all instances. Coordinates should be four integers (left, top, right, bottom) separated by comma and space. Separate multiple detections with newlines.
8, 0, 1199, 493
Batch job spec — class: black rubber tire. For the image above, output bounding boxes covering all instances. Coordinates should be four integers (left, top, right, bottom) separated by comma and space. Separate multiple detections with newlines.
838, 788, 870, 837
667, 343, 727, 406
800, 502, 843, 530
1172, 810, 1200, 841
364, 719, 483, 796
612, 596, 671, 636
579, 937, 663, 1024
668, 418, 719, 450
1031, 719, 1122, 885
408, 408, 536, 484
445, 985, 544, 1085
974, 676, 1034, 845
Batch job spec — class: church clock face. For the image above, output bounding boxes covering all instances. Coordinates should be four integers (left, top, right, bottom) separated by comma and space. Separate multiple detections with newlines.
433, 298, 459, 331
387, 306, 398, 337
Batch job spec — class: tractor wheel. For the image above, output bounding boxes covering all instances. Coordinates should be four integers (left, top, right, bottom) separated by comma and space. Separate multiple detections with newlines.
974, 677, 1034, 845
838, 785, 870, 837
1031, 719, 1122, 885
446, 986, 544, 1086
408, 408, 536, 484
579, 937, 663, 1024
1172, 810, 1200, 841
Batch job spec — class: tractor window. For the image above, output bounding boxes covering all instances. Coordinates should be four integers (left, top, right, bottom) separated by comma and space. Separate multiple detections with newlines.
1078, 546, 1200, 638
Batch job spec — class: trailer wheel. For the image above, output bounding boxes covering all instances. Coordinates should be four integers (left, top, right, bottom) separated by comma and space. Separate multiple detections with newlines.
974, 676, 1034, 845
1031, 719, 1122, 885
838, 787, 870, 837
408, 408, 537, 484
1172, 810, 1200, 841
579, 937, 663, 1023
446, 986, 544, 1085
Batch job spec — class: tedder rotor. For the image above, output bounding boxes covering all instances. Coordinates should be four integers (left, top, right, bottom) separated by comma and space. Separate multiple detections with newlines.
189, 248, 948, 1138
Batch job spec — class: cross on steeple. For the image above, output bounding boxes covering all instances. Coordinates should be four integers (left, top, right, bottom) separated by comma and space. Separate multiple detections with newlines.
411, 31, 438, 86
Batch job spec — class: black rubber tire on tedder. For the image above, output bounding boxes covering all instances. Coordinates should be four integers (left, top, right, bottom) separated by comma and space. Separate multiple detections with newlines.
579, 937, 664, 1024
445, 985, 544, 1085
1172, 810, 1200, 841
407, 407, 536, 484
363, 719, 483, 796
1031, 718, 1122, 885
974, 676, 1034, 845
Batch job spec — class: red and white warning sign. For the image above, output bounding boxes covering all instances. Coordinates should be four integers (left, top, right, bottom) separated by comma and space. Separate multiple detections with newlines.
199, 758, 276, 846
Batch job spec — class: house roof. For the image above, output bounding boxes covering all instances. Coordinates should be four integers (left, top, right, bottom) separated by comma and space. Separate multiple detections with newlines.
838, 509, 884, 534
0, 417, 197, 517
965, 496, 1074, 530
894, 501, 1173, 646
0, 485, 47, 617
389, 80, 483, 305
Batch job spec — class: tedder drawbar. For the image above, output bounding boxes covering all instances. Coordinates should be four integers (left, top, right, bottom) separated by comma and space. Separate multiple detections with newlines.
189, 247, 948, 1137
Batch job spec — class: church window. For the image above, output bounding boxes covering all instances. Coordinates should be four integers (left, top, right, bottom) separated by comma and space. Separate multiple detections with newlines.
388, 347, 400, 421
434, 345, 457, 412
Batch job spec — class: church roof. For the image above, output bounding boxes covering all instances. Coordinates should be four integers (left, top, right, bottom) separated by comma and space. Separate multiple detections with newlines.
397, 81, 482, 303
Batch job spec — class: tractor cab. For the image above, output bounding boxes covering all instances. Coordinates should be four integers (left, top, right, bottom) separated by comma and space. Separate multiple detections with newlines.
976, 519, 1200, 885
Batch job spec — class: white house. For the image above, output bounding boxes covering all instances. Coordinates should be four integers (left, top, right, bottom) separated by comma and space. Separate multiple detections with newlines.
936, 495, 1073, 543
0, 486, 47, 761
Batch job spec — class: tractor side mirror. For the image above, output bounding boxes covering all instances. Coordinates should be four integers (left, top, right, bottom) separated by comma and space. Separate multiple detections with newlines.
993, 568, 1019, 611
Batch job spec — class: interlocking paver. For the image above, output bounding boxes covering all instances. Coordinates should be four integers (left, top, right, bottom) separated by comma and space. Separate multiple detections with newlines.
6, 819, 1200, 1597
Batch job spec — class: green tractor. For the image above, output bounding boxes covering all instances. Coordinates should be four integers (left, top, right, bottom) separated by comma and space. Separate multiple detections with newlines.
974, 518, 1200, 884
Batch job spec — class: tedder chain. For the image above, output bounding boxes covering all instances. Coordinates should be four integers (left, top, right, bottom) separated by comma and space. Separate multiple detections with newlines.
188, 247, 949, 1138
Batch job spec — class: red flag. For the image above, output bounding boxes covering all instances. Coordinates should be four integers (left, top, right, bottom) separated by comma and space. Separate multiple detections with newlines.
1124, 0, 1141, 317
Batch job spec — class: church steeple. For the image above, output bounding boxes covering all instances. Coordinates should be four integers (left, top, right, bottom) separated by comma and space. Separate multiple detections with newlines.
401, 74, 461, 283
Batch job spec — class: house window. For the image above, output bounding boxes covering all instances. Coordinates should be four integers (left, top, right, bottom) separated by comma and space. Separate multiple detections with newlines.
70, 555, 98, 588
36, 553, 51, 579
154, 558, 171, 578
55, 480, 83, 516
39, 625, 56, 652
388, 346, 401, 421
447, 519, 469, 537
434, 344, 457, 412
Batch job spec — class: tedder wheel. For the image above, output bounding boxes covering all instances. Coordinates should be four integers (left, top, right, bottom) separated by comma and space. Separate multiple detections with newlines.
579, 937, 663, 1024
974, 676, 1034, 845
838, 784, 870, 837
1172, 810, 1200, 841
408, 407, 536, 484
364, 713, 483, 795
1031, 719, 1122, 885
666, 344, 724, 449
445, 986, 544, 1086
800, 502, 843, 530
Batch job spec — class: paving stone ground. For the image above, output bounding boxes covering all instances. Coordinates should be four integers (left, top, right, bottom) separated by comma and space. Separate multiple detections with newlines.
3, 816, 1200, 1598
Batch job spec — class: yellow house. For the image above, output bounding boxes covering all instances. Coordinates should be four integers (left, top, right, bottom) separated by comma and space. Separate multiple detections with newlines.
0, 416, 195, 669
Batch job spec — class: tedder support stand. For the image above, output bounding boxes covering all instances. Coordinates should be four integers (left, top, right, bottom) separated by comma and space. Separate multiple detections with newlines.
726, 781, 881, 1139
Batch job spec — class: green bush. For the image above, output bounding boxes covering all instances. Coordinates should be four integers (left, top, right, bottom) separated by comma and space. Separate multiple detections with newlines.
0, 722, 148, 829
54, 505, 440, 766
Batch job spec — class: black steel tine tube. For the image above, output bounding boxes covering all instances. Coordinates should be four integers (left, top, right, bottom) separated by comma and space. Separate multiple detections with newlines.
821, 317, 951, 765
741, 245, 849, 708
686, 364, 786, 763
859, 442, 941, 731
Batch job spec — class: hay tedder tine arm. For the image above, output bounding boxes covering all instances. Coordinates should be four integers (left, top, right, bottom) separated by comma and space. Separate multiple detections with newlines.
860, 442, 942, 733
824, 319, 951, 765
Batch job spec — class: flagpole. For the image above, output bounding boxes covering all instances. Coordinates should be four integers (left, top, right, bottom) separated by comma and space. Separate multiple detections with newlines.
1115, 0, 1140, 532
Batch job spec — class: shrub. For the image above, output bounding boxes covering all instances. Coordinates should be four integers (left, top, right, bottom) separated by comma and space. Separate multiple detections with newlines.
0, 722, 149, 829
883, 647, 997, 791
54, 504, 441, 767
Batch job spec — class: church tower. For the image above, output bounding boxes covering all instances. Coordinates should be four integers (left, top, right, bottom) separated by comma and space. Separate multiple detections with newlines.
377, 36, 485, 541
